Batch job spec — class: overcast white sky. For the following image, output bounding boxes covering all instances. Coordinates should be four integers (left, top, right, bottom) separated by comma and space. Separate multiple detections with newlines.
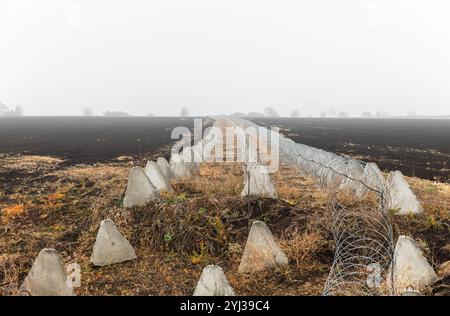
0, 0, 449, 116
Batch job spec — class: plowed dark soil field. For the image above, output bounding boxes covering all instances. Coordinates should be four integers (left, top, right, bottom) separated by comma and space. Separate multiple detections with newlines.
251, 118, 450, 182
0, 117, 448, 181
1, 116, 449, 296
0, 117, 200, 164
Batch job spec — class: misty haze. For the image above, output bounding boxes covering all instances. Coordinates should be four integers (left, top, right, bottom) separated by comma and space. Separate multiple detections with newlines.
0, 0, 449, 303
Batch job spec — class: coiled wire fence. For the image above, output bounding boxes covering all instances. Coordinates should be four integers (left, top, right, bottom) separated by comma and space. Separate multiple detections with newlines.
225, 117, 395, 296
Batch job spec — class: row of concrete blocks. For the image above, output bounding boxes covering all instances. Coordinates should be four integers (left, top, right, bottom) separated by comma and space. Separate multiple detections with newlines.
127, 117, 421, 217
18, 220, 289, 296
123, 153, 199, 208
216, 117, 438, 295
17, 146, 207, 295
224, 116, 424, 215
124, 127, 226, 207
207, 117, 436, 294
18, 212, 439, 296
274, 130, 425, 215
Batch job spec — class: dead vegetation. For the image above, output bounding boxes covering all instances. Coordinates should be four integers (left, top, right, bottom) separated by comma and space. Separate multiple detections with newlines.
392, 176, 450, 269
0, 154, 449, 296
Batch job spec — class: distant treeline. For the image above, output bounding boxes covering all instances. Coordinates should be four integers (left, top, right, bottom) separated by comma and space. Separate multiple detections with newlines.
0, 102, 23, 116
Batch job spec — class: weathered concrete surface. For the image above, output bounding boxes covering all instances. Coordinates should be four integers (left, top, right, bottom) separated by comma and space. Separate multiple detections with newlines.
336, 159, 366, 192
241, 164, 277, 198
193, 265, 235, 296
386, 171, 423, 215
170, 153, 192, 179
20, 248, 75, 296
191, 142, 204, 163
390, 235, 438, 294
364, 162, 385, 189
123, 166, 159, 208
157, 157, 173, 180
91, 219, 137, 266
356, 162, 385, 196
400, 288, 423, 296
144, 161, 175, 194
238, 221, 288, 273
180, 148, 199, 175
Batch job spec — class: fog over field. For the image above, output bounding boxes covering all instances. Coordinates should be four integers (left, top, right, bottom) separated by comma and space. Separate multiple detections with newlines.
1, 2, 450, 301
0, 0, 449, 117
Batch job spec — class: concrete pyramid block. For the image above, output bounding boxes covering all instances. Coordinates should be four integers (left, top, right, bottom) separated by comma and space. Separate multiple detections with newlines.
170, 153, 192, 179
91, 219, 137, 266
193, 265, 235, 296
123, 166, 159, 208
238, 221, 288, 273
336, 159, 365, 192
144, 161, 175, 194
156, 157, 173, 180
390, 235, 438, 294
400, 287, 423, 296
180, 146, 200, 175
356, 162, 385, 196
191, 142, 204, 163
241, 164, 277, 199
386, 171, 423, 215
364, 162, 385, 189
20, 248, 75, 296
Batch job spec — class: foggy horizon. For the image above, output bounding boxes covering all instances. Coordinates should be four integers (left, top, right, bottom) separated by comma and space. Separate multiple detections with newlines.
1, 1, 450, 301
1, 0, 449, 117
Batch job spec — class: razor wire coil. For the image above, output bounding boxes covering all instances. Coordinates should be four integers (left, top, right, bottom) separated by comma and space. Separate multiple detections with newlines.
225, 117, 396, 296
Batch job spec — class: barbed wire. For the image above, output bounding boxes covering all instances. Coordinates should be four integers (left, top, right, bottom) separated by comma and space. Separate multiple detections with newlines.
280, 136, 395, 296
225, 117, 396, 296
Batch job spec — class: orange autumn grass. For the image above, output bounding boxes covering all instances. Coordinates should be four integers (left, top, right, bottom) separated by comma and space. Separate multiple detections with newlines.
1, 204, 25, 222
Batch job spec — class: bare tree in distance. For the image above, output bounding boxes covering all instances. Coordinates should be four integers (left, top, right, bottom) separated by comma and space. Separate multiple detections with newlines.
263, 106, 279, 117
320, 112, 327, 118
0, 104, 24, 116
338, 112, 349, 118
329, 107, 338, 117
375, 110, 391, 118
82, 108, 94, 116
14, 106, 24, 116
290, 110, 300, 117
0, 102, 7, 116
180, 107, 189, 117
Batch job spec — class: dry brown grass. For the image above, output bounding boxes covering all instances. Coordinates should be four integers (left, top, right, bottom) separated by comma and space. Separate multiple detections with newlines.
1, 153, 449, 296
0, 154, 334, 295
407, 176, 450, 221
390, 176, 450, 270
1, 204, 25, 223
0, 254, 21, 295
280, 229, 328, 271
173, 162, 245, 196
0, 155, 64, 169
